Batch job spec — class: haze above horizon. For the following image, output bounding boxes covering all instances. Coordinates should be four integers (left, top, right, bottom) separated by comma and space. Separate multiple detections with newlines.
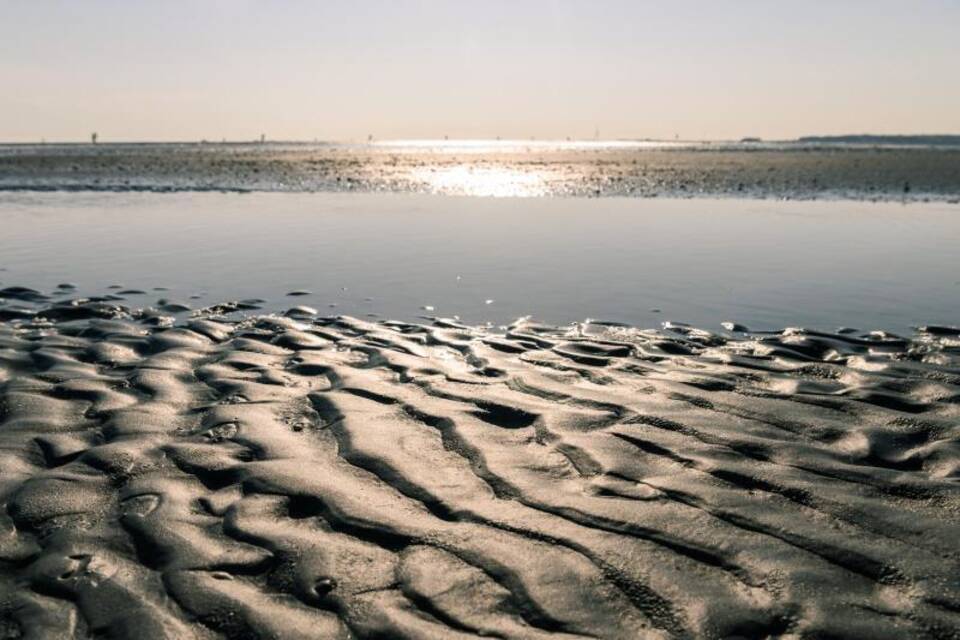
2, 0, 958, 143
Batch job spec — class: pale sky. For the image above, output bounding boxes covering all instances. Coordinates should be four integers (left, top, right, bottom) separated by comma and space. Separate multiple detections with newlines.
1, 0, 958, 142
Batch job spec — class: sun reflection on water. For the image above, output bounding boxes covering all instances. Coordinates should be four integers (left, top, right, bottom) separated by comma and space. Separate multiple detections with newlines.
416, 166, 547, 197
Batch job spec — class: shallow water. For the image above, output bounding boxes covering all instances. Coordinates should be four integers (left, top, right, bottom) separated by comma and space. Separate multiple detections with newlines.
0, 191, 958, 333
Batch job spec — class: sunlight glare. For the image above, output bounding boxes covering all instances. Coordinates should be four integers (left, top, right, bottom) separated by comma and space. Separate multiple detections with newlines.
416, 165, 547, 197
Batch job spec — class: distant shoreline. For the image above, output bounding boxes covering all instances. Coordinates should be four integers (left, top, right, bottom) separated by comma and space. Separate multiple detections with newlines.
795, 134, 960, 146
1, 134, 960, 147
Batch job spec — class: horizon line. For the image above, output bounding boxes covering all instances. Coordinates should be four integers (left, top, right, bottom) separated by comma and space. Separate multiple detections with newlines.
2, 133, 960, 146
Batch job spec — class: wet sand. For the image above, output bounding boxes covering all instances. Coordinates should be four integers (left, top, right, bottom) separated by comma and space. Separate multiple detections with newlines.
2, 142, 959, 200
1, 292, 958, 638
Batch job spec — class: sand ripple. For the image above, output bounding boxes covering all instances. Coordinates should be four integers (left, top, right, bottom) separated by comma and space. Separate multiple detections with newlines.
1, 298, 959, 638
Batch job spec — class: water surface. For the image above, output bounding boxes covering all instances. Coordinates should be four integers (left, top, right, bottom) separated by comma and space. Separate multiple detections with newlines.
1, 191, 957, 332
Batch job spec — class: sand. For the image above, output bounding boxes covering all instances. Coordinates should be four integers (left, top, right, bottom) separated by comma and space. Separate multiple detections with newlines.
0, 290, 958, 639
2, 142, 959, 200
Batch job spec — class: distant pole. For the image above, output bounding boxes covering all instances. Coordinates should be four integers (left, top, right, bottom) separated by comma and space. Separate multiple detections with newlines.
260, 133, 265, 144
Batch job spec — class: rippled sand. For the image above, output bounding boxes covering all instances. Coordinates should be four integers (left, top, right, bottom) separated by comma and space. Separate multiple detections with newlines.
1, 288, 958, 638
2, 142, 959, 200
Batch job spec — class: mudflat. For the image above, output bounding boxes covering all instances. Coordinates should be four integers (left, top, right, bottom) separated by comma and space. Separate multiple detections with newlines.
2, 141, 959, 200
0, 292, 958, 638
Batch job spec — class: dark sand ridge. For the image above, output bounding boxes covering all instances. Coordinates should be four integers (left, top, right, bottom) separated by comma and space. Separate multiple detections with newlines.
1, 143, 959, 200
0, 290, 959, 639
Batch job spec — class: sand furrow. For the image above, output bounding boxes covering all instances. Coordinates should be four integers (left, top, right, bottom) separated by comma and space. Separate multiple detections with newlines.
1, 297, 958, 638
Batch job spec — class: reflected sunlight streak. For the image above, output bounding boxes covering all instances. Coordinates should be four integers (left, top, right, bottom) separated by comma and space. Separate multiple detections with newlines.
416, 165, 547, 197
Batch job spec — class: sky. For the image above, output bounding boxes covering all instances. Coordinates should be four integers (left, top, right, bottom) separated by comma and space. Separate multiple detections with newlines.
1, 0, 958, 142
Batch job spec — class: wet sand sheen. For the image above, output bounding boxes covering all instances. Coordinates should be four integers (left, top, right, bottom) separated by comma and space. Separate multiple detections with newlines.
0, 294, 958, 638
